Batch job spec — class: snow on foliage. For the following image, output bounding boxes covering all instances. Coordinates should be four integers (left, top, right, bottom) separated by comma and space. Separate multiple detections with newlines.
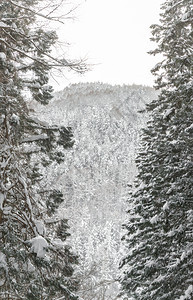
34, 82, 157, 299
0, 252, 7, 270
150, 214, 159, 224
35, 220, 46, 235
0, 52, 6, 60
120, 1, 193, 298
0, 252, 7, 287
176, 285, 193, 300
0, 21, 9, 27
0, 193, 4, 209
22, 133, 48, 143
29, 236, 48, 258
162, 201, 169, 211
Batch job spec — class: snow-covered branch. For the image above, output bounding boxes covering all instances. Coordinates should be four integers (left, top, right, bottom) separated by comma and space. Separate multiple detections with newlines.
8, 0, 65, 24
21, 134, 49, 143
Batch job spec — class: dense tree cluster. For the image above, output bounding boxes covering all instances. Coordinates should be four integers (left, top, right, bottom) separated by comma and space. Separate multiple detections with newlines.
0, 0, 85, 299
120, 1, 193, 299
35, 82, 156, 299
1, 0, 192, 299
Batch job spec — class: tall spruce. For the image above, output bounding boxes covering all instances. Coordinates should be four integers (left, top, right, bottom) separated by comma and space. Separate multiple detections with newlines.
120, 1, 193, 299
0, 0, 85, 299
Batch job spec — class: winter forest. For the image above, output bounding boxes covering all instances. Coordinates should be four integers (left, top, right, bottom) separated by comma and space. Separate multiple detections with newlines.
0, 1, 192, 300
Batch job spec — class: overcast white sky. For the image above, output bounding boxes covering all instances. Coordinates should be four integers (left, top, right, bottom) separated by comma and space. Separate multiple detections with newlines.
52, 0, 164, 90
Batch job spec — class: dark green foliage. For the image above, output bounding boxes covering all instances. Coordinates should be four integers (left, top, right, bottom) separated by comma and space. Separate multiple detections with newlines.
57, 219, 71, 241
120, 1, 193, 299
0, 0, 80, 299
47, 190, 64, 215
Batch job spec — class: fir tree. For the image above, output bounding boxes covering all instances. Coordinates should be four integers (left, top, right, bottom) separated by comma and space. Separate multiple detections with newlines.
0, 0, 85, 299
120, 1, 193, 299
34, 82, 156, 300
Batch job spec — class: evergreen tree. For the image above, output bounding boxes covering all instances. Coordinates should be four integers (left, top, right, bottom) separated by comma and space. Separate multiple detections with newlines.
120, 1, 193, 299
34, 82, 155, 300
0, 0, 85, 299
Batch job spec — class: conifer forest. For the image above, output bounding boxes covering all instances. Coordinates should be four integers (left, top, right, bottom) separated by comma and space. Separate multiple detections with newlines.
0, 1, 192, 300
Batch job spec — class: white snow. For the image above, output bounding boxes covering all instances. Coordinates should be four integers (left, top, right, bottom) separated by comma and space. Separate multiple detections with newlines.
162, 201, 169, 211
33, 82, 157, 299
21, 143, 41, 154
154, 274, 165, 283
35, 220, 46, 235
22, 133, 48, 143
150, 214, 159, 224
0, 21, 9, 28
0, 193, 4, 209
176, 285, 193, 300
51, 238, 64, 248
11, 113, 20, 124
2, 206, 12, 215
170, 140, 178, 145
180, 249, 193, 262
27, 260, 36, 272
185, 123, 193, 132
0, 52, 6, 60
29, 82, 41, 89
163, 108, 173, 119
29, 116, 49, 127
181, 12, 189, 22
18, 176, 33, 215
167, 230, 175, 237
181, 251, 186, 261
0, 252, 7, 286
29, 235, 48, 258
0, 114, 5, 124
0, 252, 7, 269
0, 280, 5, 287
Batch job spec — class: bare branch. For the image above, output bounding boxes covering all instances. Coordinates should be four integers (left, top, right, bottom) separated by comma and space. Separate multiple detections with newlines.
1, 28, 87, 73
44, 0, 64, 17
8, 0, 65, 24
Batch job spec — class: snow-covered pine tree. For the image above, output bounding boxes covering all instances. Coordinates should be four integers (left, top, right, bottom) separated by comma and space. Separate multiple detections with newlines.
0, 1, 85, 299
34, 82, 156, 300
120, 1, 193, 299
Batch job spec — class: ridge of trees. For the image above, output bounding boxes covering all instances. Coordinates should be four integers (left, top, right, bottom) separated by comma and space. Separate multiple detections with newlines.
34, 82, 157, 299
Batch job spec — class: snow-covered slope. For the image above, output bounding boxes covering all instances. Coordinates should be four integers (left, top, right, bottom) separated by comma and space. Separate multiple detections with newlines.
34, 82, 157, 299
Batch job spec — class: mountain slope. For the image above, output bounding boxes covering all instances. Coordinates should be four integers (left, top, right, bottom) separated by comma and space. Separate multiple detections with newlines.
33, 82, 157, 299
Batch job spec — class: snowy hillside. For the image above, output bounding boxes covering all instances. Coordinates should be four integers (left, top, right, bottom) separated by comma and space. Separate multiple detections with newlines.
33, 82, 157, 299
